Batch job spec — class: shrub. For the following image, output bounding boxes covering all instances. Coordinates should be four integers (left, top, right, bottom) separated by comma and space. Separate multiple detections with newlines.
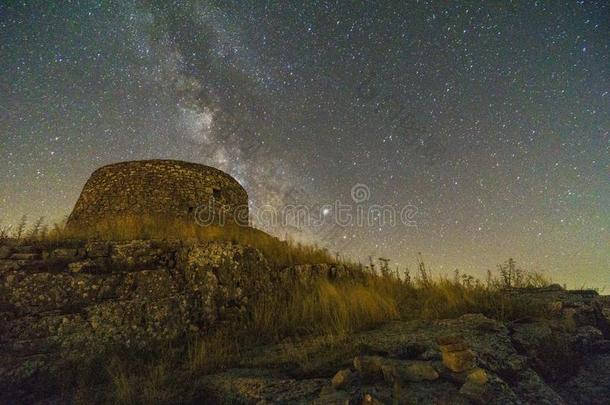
498, 258, 550, 289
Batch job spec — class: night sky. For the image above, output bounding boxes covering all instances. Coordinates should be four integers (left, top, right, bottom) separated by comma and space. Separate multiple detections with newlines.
1, 1, 608, 288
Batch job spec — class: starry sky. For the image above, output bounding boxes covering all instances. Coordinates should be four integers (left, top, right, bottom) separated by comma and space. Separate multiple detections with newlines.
1, 1, 608, 288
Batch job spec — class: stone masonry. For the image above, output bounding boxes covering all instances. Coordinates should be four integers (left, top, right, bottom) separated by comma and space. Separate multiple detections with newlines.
66, 160, 249, 228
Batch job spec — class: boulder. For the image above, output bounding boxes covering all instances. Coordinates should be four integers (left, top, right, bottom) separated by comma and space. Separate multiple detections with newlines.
0, 240, 280, 396
467, 368, 489, 385
85, 241, 110, 258
380, 359, 439, 383
511, 321, 553, 352
443, 349, 477, 373
437, 336, 477, 373
460, 379, 488, 403
331, 368, 354, 390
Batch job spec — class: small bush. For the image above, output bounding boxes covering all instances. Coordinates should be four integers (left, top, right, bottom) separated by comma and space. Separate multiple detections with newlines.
498, 258, 551, 288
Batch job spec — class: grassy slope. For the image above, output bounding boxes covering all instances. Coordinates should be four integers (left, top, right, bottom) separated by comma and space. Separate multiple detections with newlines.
2, 216, 552, 403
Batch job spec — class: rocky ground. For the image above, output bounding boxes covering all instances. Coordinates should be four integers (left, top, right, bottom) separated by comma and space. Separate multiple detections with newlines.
0, 239, 357, 402
194, 308, 610, 404
1, 240, 609, 404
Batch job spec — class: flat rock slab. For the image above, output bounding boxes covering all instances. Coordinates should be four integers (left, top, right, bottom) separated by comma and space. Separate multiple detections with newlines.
196, 369, 326, 404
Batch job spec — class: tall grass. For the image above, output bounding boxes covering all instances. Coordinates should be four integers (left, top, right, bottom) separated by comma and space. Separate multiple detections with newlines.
184, 276, 400, 374
185, 265, 550, 374
187, 329, 243, 375
81, 268, 551, 403
396, 276, 548, 321
1, 215, 551, 328
251, 277, 400, 339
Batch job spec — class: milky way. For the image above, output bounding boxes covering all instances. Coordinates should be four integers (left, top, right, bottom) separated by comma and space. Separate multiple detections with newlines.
1, 1, 608, 288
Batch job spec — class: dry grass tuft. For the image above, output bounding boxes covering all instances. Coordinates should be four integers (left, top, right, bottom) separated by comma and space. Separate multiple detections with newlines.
187, 328, 242, 374
251, 277, 400, 339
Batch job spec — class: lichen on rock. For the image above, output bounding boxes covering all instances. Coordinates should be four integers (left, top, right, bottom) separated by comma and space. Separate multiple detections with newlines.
0, 240, 277, 394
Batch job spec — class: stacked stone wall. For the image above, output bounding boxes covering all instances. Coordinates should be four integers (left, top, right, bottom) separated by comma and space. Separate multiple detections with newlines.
67, 160, 248, 227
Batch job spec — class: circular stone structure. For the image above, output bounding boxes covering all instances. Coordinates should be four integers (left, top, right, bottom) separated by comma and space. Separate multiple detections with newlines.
67, 160, 249, 228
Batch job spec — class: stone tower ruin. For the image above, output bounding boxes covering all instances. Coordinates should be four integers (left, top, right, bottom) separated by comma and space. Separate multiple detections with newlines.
67, 160, 249, 228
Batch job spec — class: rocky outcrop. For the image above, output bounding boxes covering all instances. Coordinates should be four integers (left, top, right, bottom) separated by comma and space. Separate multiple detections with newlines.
0, 240, 288, 398
195, 309, 610, 404
0, 239, 363, 401
2, 241, 609, 404
504, 284, 610, 336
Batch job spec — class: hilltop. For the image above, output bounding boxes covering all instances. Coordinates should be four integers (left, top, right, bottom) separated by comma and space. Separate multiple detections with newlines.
1, 233, 609, 404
